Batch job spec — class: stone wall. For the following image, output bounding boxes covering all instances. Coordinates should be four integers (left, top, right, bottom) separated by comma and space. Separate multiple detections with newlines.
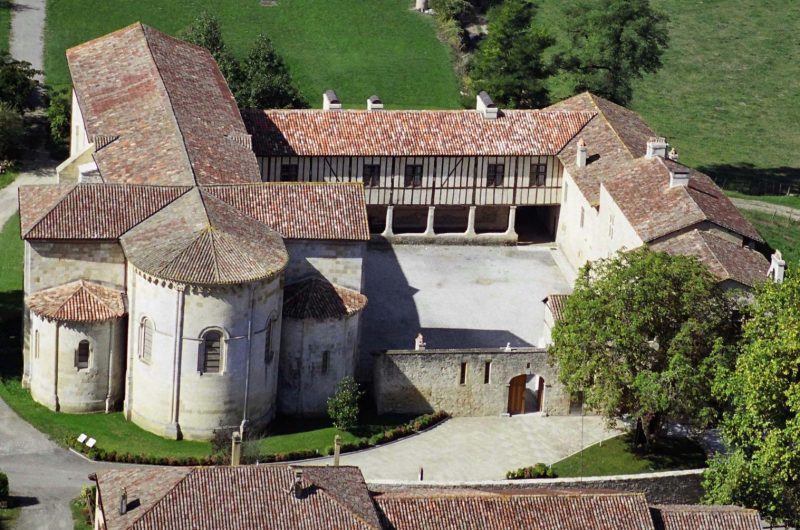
285, 240, 365, 291
25, 241, 126, 295
278, 313, 360, 416
373, 348, 570, 417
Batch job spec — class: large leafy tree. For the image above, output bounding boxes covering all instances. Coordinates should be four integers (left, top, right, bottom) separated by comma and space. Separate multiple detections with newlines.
469, 0, 554, 108
550, 248, 736, 447
0, 51, 38, 112
239, 35, 307, 109
180, 13, 244, 98
703, 270, 800, 525
559, 0, 669, 105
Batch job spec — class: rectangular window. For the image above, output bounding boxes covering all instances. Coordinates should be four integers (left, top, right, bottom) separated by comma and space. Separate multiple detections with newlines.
362, 164, 381, 187
580, 207, 585, 228
487, 164, 504, 187
404, 164, 423, 188
280, 164, 299, 182
459, 362, 467, 385
530, 163, 547, 186
76, 340, 90, 370
484, 361, 491, 384
322, 351, 329, 374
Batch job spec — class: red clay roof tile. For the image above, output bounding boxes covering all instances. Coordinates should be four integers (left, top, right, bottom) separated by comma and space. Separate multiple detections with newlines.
27, 280, 126, 322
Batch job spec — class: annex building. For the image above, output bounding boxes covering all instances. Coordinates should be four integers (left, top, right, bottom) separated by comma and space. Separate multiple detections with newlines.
18, 23, 773, 440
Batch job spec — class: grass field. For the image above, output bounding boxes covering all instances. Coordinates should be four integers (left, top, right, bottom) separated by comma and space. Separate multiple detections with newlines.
727, 191, 800, 211
0, 1, 11, 52
0, 506, 20, 530
551, 434, 707, 478
740, 209, 800, 267
44, 0, 460, 109
538, 0, 800, 194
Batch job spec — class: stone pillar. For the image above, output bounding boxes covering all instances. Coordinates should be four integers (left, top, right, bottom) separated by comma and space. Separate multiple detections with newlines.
504, 206, 518, 238
424, 206, 436, 237
382, 206, 394, 238
465, 206, 477, 236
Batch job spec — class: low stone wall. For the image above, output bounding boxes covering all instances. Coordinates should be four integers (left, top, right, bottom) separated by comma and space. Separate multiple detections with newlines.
373, 348, 570, 417
370, 468, 706, 505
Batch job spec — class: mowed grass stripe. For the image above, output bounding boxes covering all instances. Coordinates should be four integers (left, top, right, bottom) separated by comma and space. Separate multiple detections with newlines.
44, 0, 461, 109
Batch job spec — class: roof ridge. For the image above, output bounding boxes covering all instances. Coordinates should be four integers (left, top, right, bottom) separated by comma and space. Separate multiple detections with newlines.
128, 467, 197, 528
306, 472, 381, 530
21, 184, 77, 238
588, 93, 636, 160
50, 280, 85, 319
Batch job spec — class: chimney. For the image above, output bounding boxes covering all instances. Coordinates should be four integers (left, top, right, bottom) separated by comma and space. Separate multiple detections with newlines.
645, 137, 668, 159
476, 91, 498, 119
322, 90, 341, 111
576, 138, 587, 168
768, 250, 786, 283
668, 147, 679, 162
367, 95, 384, 111
669, 167, 690, 188
119, 488, 128, 516
291, 468, 304, 499
231, 432, 242, 467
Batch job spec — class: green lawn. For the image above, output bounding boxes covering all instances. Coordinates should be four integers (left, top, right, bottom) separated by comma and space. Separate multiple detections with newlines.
0, 506, 20, 530
0, 170, 17, 192
0, 1, 11, 52
538, 0, 800, 195
552, 434, 707, 478
44, 0, 461, 109
739, 209, 800, 267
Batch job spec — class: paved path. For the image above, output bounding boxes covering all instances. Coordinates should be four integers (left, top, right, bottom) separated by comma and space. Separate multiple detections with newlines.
731, 197, 800, 219
0, 153, 57, 229
314, 415, 619, 482
9, 0, 46, 76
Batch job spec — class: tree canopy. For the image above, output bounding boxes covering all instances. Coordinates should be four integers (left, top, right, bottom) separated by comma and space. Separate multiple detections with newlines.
550, 248, 736, 446
703, 270, 800, 525
0, 51, 38, 112
559, 0, 669, 105
179, 13, 244, 97
469, 0, 554, 108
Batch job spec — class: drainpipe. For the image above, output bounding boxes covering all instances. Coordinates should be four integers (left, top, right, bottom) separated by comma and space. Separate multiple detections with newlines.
241, 285, 256, 433
53, 322, 60, 411
169, 285, 186, 438
105, 320, 114, 413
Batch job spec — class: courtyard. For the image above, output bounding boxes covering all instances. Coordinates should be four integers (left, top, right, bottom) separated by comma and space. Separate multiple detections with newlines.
360, 243, 572, 354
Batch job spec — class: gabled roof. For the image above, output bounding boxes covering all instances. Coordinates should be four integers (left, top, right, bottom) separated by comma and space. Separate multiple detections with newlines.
66, 23, 260, 186
283, 277, 368, 320
120, 188, 288, 285
650, 229, 769, 288
26, 280, 126, 322
242, 109, 595, 157
94, 466, 381, 530
373, 490, 657, 530
650, 505, 761, 530
204, 182, 371, 241
18, 184, 190, 239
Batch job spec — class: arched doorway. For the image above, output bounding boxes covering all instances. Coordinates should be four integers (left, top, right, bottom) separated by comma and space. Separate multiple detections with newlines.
507, 375, 526, 415
507, 374, 545, 415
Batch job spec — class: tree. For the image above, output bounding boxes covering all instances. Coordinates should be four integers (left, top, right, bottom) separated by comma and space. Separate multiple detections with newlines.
47, 87, 71, 149
327, 376, 363, 432
180, 13, 244, 97
239, 34, 307, 109
469, 0, 554, 108
550, 247, 736, 447
559, 0, 669, 105
0, 51, 38, 112
0, 104, 25, 160
703, 270, 800, 525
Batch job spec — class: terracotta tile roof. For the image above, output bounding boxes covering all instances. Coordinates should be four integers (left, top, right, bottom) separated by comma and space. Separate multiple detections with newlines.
19, 184, 190, 239
26, 280, 126, 322
543, 293, 570, 322
66, 23, 260, 186
650, 230, 769, 288
283, 277, 367, 320
120, 188, 288, 285
374, 491, 657, 530
242, 109, 595, 157
204, 182, 370, 241
95, 466, 381, 530
650, 505, 761, 530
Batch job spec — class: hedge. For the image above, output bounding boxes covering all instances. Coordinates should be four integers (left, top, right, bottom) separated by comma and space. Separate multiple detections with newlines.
506, 463, 558, 480
67, 411, 450, 466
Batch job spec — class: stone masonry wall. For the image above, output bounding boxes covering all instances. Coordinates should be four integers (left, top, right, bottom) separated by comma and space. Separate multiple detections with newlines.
284, 240, 365, 291
374, 348, 570, 417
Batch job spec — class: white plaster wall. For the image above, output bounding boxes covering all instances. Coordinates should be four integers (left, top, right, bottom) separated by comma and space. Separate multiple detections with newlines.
284, 240, 365, 291
593, 184, 643, 260
277, 314, 360, 416
70, 90, 89, 158
555, 171, 598, 271
126, 269, 283, 440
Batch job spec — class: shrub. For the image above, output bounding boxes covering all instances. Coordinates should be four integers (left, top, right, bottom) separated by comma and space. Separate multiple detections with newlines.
327, 377, 363, 431
0, 472, 8, 499
0, 51, 38, 112
506, 463, 557, 480
0, 103, 25, 160
46, 87, 71, 148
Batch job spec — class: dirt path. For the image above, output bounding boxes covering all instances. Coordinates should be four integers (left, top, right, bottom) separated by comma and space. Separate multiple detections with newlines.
731, 197, 800, 220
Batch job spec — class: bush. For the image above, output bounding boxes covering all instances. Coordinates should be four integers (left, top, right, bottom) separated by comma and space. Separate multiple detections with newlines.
46, 87, 71, 148
0, 51, 38, 112
327, 377, 363, 431
0, 104, 25, 160
0, 472, 8, 499
506, 463, 557, 480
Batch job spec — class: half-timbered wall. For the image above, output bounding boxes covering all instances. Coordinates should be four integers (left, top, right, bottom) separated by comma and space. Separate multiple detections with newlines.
257, 155, 563, 207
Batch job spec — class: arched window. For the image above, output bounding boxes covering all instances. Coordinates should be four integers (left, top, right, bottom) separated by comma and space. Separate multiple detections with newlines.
76, 340, 90, 369
201, 330, 223, 374
139, 317, 154, 362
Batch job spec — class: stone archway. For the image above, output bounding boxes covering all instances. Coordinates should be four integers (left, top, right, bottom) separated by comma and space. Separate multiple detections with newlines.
507, 374, 546, 415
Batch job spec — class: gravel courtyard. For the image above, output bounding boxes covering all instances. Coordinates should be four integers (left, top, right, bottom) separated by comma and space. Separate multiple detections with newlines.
360, 244, 572, 354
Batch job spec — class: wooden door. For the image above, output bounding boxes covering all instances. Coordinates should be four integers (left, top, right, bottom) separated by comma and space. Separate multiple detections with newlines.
536, 377, 545, 412
507, 375, 526, 415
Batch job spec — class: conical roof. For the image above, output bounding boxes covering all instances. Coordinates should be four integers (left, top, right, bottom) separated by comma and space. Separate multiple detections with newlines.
283, 277, 368, 320
26, 280, 126, 322
121, 188, 288, 285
